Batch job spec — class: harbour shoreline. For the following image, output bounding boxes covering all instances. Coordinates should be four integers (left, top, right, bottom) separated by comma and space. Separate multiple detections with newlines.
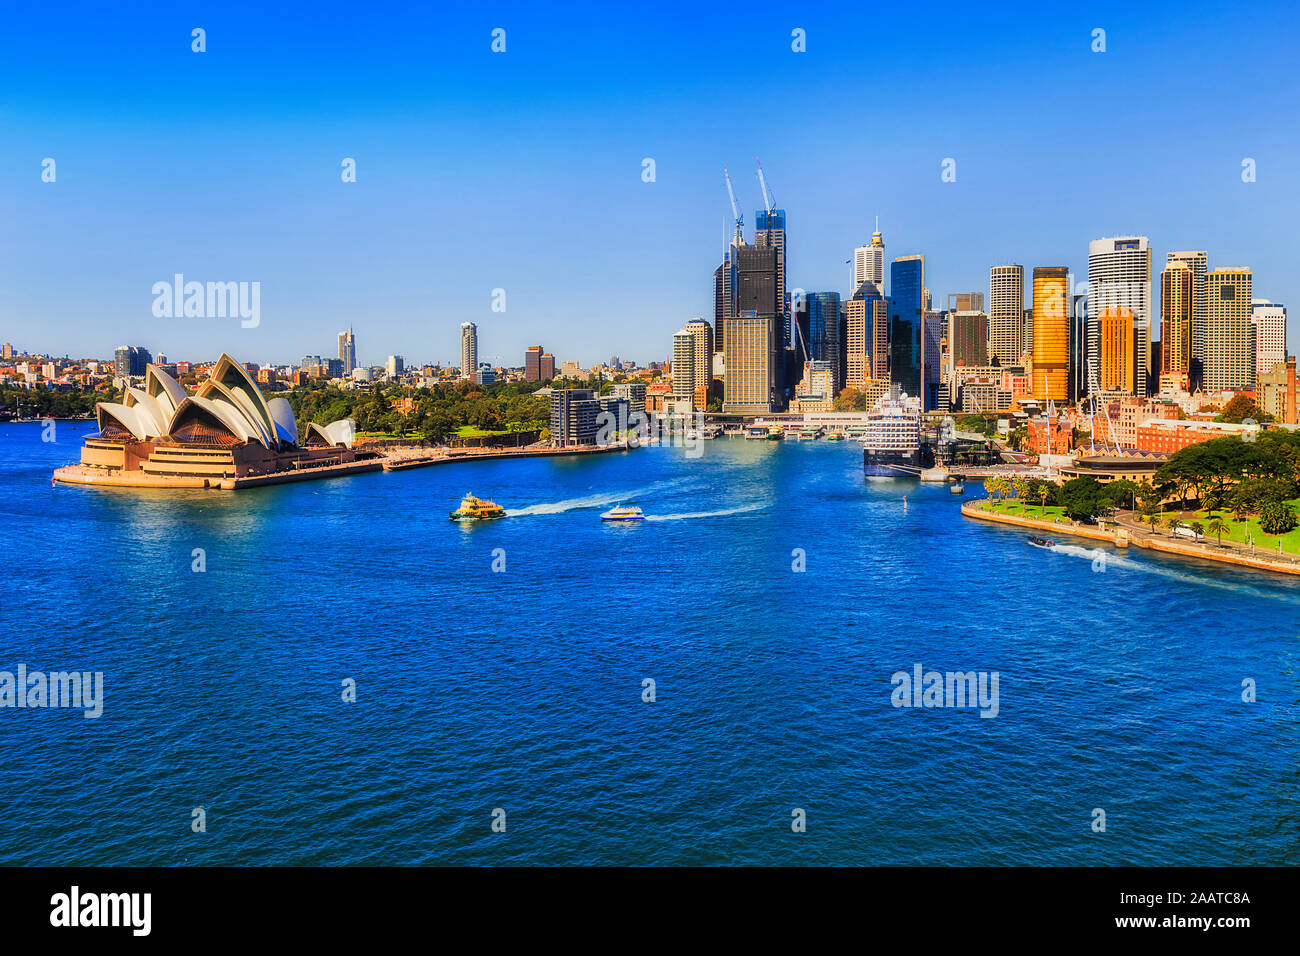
962, 499, 1300, 578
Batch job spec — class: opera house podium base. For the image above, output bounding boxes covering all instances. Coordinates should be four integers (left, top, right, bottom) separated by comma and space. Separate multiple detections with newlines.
53, 456, 382, 490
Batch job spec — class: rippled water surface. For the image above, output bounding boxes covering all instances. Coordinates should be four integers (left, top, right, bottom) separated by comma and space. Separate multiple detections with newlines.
2, 422, 1297, 865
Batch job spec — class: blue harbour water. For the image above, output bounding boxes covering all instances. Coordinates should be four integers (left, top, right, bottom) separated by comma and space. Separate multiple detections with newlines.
1, 422, 1297, 866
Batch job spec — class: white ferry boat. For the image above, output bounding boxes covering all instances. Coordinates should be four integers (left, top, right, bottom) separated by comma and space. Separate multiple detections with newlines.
600, 505, 646, 521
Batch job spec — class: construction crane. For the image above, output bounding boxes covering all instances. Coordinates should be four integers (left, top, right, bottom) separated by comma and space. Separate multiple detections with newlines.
755, 158, 775, 214
722, 165, 744, 245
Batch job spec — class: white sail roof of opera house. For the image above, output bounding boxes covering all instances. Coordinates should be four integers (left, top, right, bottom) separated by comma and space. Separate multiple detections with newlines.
267, 397, 299, 447
303, 419, 355, 449
103, 354, 353, 449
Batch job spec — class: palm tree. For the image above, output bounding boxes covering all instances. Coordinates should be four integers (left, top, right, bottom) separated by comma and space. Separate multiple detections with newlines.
1206, 516, 1229, 547
1039, 485, 1049, 516
982, 477, 997, 501
1190, 520, 1205, 541
1144, 512, 1162, 534
1012, 479, 1028, 505
1161, 514, 1179, 535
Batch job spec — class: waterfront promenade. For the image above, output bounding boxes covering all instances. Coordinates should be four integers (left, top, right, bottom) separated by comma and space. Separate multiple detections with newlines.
962, 498, 1300, 578
380, 441, 630, 472
52, 440, 633, 490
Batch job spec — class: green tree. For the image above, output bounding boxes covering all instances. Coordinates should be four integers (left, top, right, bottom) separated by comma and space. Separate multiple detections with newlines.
1058, 476, 1105, 523
1214, 393, 1272, 424
1206, 516, 1229, 546
1103, 478, 1141, 512
1259, 502, 1298, 537
1189, 520, 1205, 541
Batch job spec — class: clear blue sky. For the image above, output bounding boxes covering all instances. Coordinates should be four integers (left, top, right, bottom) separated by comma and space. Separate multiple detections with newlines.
2, 0, 1297, 368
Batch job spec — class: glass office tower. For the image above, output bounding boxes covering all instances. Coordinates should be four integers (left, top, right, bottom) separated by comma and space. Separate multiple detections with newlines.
889, 255, 925, 406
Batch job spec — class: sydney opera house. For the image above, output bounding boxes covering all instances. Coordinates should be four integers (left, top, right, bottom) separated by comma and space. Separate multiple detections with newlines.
55, 353, 375, 489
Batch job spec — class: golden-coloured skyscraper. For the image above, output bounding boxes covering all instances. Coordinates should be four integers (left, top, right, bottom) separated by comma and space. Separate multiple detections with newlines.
1030, 266, 1069, 402
686, 317, 714, 409
1160, 264, 1193, 375
844, 298, 868, 388
844, 283, 888, 388
1166, 250, 1207, 382
1099, 307, 1135, 393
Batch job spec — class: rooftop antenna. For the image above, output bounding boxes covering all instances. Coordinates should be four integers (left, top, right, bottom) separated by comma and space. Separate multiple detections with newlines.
756, 158, 774, 214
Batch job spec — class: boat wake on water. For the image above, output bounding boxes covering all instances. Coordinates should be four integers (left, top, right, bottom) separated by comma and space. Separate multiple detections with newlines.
506, 479, 689, 517
1046, 542, 1300, 604
644, 501, 768, 521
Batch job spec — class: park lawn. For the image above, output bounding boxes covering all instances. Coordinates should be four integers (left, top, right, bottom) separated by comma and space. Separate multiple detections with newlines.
986, 500, 1066, 521
455, 425, 512, 438
1172, 498, 1300, 555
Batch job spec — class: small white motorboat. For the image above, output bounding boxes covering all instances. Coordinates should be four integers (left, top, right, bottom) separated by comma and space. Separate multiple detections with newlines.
600, 505, 646, 521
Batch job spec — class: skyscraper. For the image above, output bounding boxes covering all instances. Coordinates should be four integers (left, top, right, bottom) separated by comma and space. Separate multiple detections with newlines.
713, 251, 737, 354
460, 322, 477, 381
525, 345, 543, 382
1098, 308, 1135, 394
890, 255, 925, 405
1160, 264, 1193, 378
722, 243, 780, 410
734, 245, 778, 323
802, 292, 841, 390
1205, 268, 1253, 391
1252, 300, 1287, 378
989, 265, 1024, 367
1089, 237, 1152, 395
337, 328, 357, 375
1030, 266, 1070, 403
686, 318, 714, 409
853, 223, 885, 292
845, 280, 888, 389
754, 208, 788, 359
114, 345, 151, 378
1070, 292, 1088, 402
672, 328, 695, 403
924, 309, 944, 410
948, 311, 989, 369
722, 312, 775, 414
1166, 251, 1207, 386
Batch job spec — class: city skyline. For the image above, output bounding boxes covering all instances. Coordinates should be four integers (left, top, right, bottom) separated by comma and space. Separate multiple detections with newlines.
2, 2, 1298, 366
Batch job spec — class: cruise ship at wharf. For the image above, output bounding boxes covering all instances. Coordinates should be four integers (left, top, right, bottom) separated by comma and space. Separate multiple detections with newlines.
860, 385, 934, 477
726, 388, 1001, 479
51, 355, 629, 490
